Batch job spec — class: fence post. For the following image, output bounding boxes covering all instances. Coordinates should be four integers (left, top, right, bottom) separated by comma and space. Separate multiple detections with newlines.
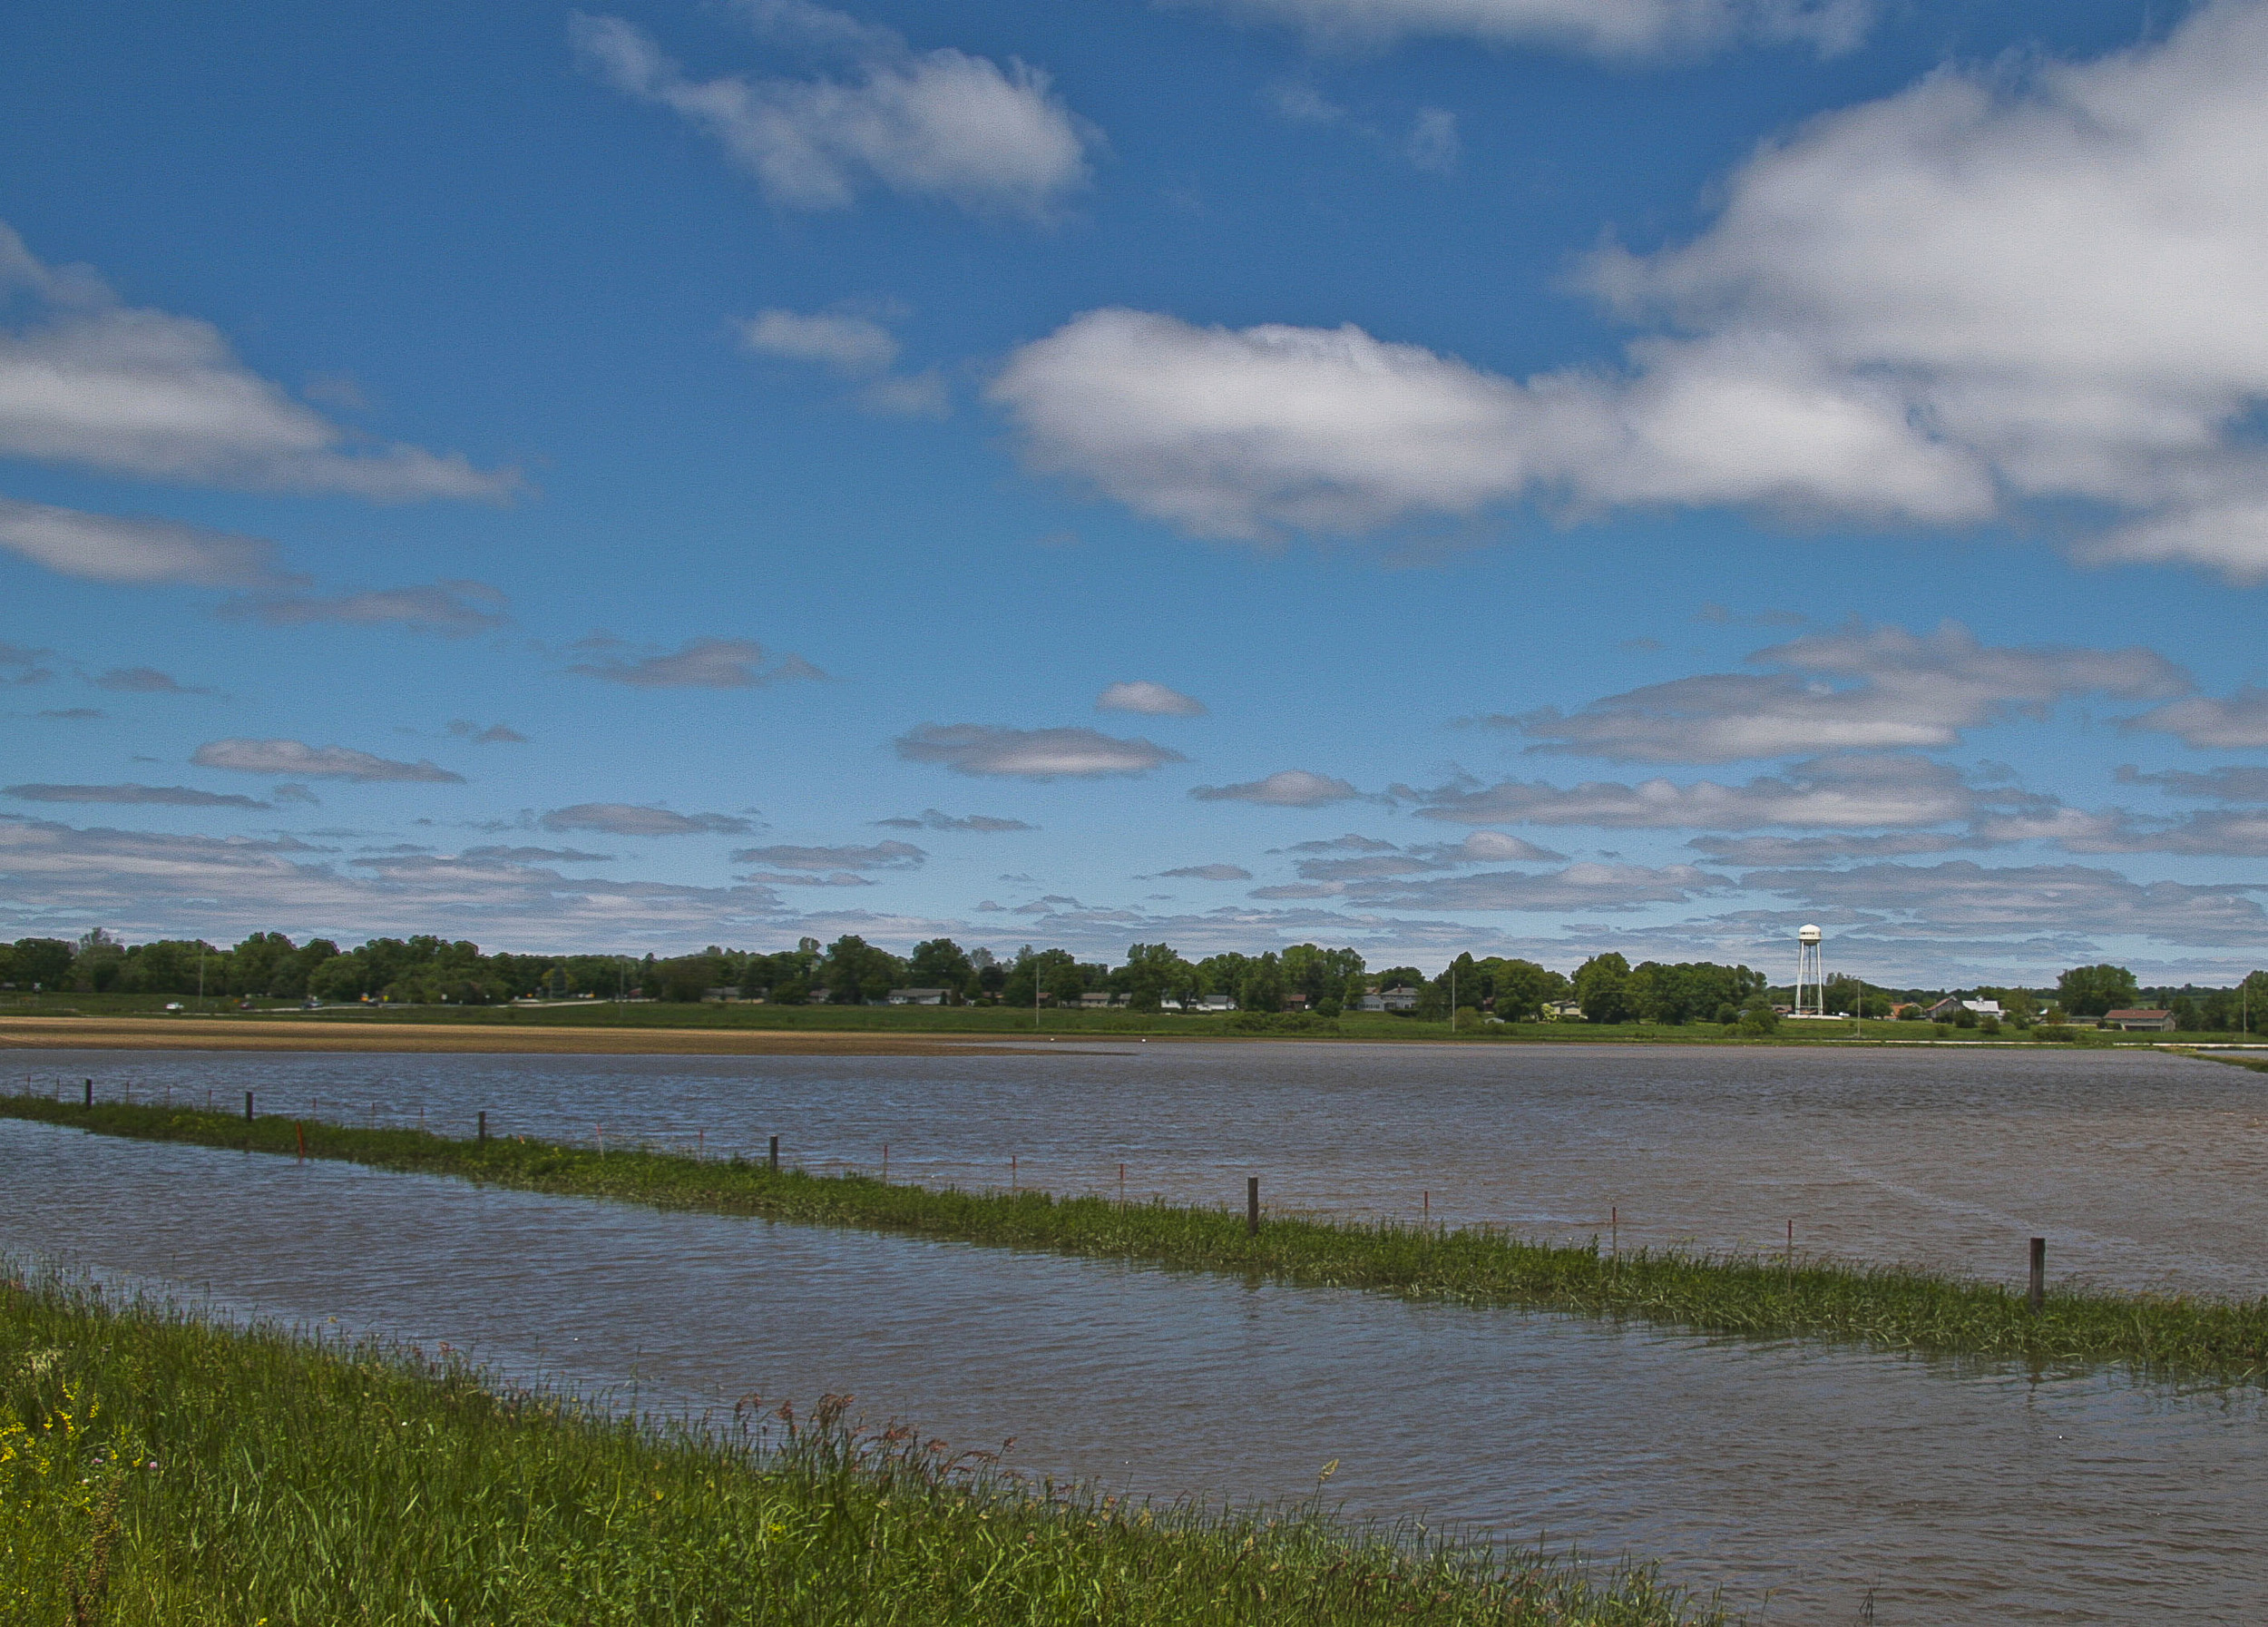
244, 1090, 254, 1124
477, 1110, 487, 1147
1247, 1175, 1260, 1237
767, 1134, 779, 1172
2028, 1237, 2046, 1312
83, 1078, 92, 1109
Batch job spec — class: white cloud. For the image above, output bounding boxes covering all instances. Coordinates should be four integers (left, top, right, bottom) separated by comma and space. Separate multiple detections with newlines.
1688, 830, 1972, 865
220, 581, 509, 635
857, 370, 950, 417
0, 223, 514, 499
739, 308, 899, 373
5, 782, 269, 809
730, 839, 925, 870
1187, 0, 1873, 59
1288, 828, 1565, 881
895, 723, 1185, 778
191, 739, 464, 784
1098, 680, 1207, 716
0, 814, 789, 946
1509, 621, 2188, 762
1312, 860, 1725, 913
567, 637, 825, 689
0, 496, 298, 588
1154, 862, 1254, 881
541, 803, 757, 837
1404, 107, 1460, 173
572, 8, 1091, 218
1417, 754, 1974, 829
2116, 764, 2268, 802
873, 809, 1036, 831
994, 6, 2268, 578
2126, 685, 2268, 749
1745, 860, 2268, 948
1189, 769, 1362, 806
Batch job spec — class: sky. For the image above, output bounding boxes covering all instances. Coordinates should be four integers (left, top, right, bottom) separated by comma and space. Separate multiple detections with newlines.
5, 0, 2268, 987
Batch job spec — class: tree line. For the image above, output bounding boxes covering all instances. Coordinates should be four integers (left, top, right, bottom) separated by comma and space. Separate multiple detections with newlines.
2, 931, 2258, 1030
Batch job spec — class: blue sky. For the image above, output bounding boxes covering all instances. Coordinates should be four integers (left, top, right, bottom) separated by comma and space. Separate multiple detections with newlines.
5, 0, 2268, 985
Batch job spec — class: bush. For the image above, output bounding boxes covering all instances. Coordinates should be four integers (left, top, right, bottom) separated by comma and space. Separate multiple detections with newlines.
1979, 1015, 2001, 1035
2037, 1024, 2076, 1042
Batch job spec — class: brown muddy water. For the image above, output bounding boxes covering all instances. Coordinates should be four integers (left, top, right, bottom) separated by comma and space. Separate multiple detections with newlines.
6, 1044, 2268, 1622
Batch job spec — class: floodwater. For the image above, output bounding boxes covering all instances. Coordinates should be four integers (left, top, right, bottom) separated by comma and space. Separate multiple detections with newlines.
23, 1040, 2268, 1294
6, 1044, 2268, 1622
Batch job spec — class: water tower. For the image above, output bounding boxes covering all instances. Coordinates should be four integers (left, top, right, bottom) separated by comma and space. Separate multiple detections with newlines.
1794, 924, 1825, 1018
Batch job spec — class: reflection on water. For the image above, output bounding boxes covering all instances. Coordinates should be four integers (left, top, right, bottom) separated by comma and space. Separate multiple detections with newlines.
23, 1040, 2268, 1293
5, 1101, 2266, 1625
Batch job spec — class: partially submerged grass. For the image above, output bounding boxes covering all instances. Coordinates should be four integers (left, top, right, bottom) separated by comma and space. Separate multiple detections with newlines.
0, 1272, 1716, 1625
11, 1093, 2268, 1383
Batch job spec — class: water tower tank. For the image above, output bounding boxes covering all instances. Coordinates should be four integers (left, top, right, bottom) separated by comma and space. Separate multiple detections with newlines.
1798, 924, 1823, 945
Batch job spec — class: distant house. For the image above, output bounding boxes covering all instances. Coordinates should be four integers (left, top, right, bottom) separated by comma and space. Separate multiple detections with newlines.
1196, 994, 1237, 1013
1077, 992, 1112, 1009
1544, 999, 1584, 1021
1359, 985, 1421, 1014
1927, 996, 2003, 1022
885, 987, 949, 1005
2103, 1008, 2175, 1032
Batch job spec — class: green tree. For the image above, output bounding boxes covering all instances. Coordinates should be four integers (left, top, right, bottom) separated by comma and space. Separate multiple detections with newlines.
822, 936, 902, 1005
2057, 964, 2140, 1018
1573, 953, 1632, 1024
905, 938, 974, 997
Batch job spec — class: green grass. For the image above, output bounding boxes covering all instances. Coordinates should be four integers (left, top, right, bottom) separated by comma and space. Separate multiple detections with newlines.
13, 1093, 2268, 1385
15, 992, 2250, 1045
0, 1273, 1717, 1626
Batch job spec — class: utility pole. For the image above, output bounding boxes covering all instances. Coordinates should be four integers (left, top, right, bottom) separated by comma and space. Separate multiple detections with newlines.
1449, 960, 1457, 1035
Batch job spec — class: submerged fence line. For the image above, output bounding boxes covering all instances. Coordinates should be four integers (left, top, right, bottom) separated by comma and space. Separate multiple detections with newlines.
9, 1088, 2268, 1382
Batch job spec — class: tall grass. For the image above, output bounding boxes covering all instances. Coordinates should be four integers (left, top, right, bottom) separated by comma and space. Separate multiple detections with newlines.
10, 1093, 2268, 1381
0, 1272, 1717, 1625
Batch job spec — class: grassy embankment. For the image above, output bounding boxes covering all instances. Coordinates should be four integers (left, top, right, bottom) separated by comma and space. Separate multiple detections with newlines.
13, 1094, 2268, 1382
0, 1274, 1716, 1627
8, 992, 2249, 1045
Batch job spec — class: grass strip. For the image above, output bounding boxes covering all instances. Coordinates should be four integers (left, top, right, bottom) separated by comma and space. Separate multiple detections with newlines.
0, 1273, 1716, 1626
11, 1093, 2268, 1383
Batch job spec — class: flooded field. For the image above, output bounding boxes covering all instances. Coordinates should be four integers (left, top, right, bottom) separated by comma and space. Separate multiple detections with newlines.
7, 1043, 2267, 1622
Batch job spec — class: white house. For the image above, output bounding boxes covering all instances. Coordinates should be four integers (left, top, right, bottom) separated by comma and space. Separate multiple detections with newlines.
885, 987, 950, 1005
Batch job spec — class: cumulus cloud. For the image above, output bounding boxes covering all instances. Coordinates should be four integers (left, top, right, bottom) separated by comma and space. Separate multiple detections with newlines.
1688, 830, 1972, 866
1154, 863, 1254, 881
740, 308, 899, 373
1097, 680, 1206, 716
2116, 764, 2268, 802
1189, 0, 1873, 59
191, 739, 464, 783
572, 6, 1091, 218
93, 666, 205, 694
5, 782, 269, 809
993, 7, 2268, 578
460, 844, 612, 863
1403, 107, 1460, 173
1745, 860, 2268, 948
1189, 769, 1362, 806
567, 637, 825, 689
730, 839, 925, 870
1417, 754, 1975, 830
1286, 829, 1566, 882
873, 809, 1035, 831
2126, 685, 2268, 750
1508, 621, 2188, 762
0, 496, 299, 589
0, 814, 790, 946
895, 723, 1185, 778
221, 581, 509, 635
1312, 860, 1725, 913
448, 720, 529, 744
0, 222, 513, 498
539, 803, 757, 837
